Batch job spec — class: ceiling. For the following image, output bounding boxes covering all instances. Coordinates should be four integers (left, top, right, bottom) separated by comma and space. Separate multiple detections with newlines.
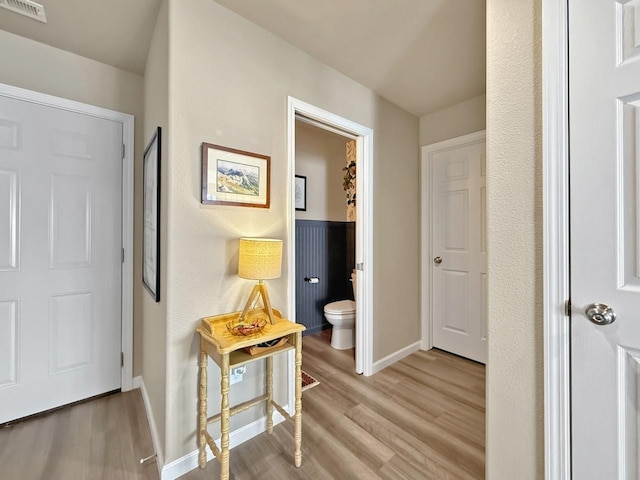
0, 0, 161, 75
0, 0, 486, 117
214, 0, 486, 116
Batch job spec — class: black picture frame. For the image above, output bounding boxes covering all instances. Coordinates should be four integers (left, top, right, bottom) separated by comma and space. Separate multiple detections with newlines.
295, 175, 307, 211
143, 127, 161, 302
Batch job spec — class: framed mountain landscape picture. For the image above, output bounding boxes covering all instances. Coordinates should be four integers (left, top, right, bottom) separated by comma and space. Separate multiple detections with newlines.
201, 143, 270, 208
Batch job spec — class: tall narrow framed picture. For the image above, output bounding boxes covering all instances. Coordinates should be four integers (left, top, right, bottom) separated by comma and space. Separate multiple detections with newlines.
295, 175, 307, 211
201, 143, 270, 208
143, 127, 161, 302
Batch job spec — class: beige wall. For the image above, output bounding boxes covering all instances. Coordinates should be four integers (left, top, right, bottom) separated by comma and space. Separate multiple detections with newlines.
0, 30, 145, 377
370, 98, 422, 359
295, 121, 349, 221
419, 94, 486, 146
141, 0, 169, 461
164, 0, 419, 462
486, 0, 543, 478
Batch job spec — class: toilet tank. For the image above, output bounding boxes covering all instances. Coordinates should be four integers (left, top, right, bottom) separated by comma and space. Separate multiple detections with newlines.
351, 270, 357, 300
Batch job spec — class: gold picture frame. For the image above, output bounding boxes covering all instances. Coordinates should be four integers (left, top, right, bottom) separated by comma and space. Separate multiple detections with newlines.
201, 143, 270, 208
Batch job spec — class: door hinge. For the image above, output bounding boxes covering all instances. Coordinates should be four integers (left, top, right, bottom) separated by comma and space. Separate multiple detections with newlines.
121, 352, 124, 367
565, 298, 572, 317
356, 263, 364, 271
121, 144, 125, 159
121, 248, 125, 263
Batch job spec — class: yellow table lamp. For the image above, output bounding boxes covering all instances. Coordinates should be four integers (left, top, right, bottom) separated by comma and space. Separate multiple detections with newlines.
238, 238, 282, 325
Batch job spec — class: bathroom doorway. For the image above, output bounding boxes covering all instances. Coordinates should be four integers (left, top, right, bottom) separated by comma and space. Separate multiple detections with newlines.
294, 118, 356, 346
286, 97, 374, 398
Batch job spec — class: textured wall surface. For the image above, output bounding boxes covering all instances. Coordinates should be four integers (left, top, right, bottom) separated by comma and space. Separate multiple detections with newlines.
0, 29, 145, 376
419, 94, 486, 146
164, 0, 419, 463
486, 0, 544, 478
295, 121, 349, 222
141, 0, 169, 461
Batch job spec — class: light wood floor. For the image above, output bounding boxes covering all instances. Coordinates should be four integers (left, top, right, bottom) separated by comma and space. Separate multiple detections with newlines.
0, 389, 158, 480
182, 330, 485, 479
0, 331, 485, 479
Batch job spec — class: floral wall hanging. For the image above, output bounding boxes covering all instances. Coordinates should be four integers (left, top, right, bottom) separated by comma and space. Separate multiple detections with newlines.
344, 140, 357, 221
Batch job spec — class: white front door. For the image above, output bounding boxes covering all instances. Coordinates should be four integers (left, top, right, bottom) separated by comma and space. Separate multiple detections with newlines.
423, 132, 487, 364
0, 95, 123, 424
570, 1, 640, 477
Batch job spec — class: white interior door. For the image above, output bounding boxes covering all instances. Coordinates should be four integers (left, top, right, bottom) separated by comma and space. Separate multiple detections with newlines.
426, 133, 487, 364
570, 1, 640, 477
0, 95, 123, 424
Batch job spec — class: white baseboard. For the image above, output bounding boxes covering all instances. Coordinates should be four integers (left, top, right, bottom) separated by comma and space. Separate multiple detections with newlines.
372, 341, 421, 374
135, 376, 165, 476
160, 407, 287, 480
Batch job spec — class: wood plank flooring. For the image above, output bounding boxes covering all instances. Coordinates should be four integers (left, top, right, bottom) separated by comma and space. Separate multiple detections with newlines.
0, 390, 158, 480
182, 330, 485, 479
0, 330, 485, 479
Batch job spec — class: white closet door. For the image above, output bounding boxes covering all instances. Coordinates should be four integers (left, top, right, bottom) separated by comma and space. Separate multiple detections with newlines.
570, 0, 640, 477
428, 134, 487, 364
0, 95, 122, 423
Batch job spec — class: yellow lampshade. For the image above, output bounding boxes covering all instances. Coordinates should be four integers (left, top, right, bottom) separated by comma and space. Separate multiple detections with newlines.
238, 238, 282, 280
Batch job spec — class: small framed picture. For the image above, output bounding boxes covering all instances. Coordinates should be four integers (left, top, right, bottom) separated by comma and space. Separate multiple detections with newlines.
201, 143, 270, 208
143, 127, 161, 302
295, 175, 307, 211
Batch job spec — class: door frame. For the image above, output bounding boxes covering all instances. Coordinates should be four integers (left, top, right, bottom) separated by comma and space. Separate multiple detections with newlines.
0, 82, 135, 392
420, 130, 486, 353
286, 96, 374, 392
542, 0, 571, 478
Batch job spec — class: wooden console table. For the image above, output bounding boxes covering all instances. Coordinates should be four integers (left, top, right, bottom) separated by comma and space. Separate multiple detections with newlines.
195, 308, 306, 480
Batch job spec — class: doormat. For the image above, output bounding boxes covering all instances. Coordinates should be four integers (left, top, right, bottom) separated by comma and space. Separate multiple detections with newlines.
301, 371, 320, 391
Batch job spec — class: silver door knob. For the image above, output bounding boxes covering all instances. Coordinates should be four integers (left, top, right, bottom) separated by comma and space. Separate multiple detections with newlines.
584, 303, 616, 326
434, 256, 443, 265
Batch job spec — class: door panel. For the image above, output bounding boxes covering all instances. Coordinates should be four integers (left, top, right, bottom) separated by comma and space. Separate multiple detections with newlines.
619, 346, 640, 478
442, 270, 469, 334
0, 299, 18, 388
0, 95, 122, 423
620, 96, 640, 289
430, 137, 487, 364
50, 174, 94, 268
620, 0, 640, 63
0, 169, 18, 271
51, 129, 96, 160
0, 119, 20, 150
444, 190, 468, 251
49, 292, 93, 375
570, 0, 640, 477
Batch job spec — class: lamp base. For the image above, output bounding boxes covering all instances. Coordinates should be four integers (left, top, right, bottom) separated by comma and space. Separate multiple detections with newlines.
239, 282, 276, 325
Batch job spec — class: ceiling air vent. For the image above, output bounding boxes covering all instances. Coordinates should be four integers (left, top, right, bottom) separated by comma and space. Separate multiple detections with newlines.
0, 0, 46, 23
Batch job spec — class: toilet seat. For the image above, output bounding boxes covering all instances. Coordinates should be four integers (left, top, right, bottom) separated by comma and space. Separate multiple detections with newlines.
323, 300, 355, 315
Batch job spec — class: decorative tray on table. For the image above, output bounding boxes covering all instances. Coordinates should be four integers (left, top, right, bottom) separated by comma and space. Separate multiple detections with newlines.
226, 318, 268, 336
198, 308, 303, 355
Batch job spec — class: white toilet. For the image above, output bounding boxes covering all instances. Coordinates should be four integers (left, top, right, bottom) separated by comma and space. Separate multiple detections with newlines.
323, 270, 356, 350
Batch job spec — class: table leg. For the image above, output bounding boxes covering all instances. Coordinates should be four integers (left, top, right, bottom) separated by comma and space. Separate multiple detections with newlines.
220, 353, 231, 480
294, 331, 302, 467
266, 355, 274, 434
198, 341, 208, 469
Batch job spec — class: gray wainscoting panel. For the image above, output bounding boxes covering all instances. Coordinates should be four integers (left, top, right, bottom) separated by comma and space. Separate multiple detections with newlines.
295, 220, 355, 335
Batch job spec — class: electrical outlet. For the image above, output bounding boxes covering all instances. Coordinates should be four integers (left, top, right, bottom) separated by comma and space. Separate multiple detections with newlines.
230, 366, 247, 385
